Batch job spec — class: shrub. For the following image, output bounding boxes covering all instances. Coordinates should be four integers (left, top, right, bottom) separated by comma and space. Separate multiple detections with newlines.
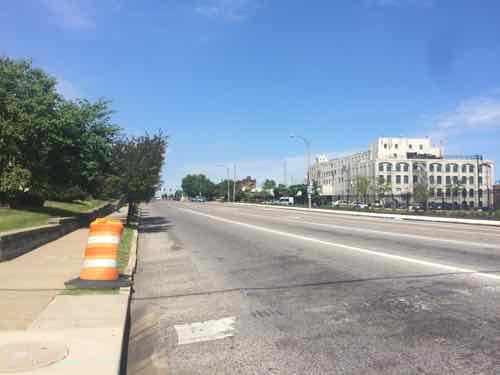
10, 192, 45, 208
48, 186, 90, 202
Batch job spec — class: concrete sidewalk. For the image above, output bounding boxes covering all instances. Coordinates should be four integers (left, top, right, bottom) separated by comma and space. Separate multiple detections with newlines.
0, 228, 88, 330
0, 206, 135, 374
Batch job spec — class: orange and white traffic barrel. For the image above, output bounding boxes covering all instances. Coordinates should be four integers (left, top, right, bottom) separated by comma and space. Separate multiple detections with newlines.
79, 218, 124, 281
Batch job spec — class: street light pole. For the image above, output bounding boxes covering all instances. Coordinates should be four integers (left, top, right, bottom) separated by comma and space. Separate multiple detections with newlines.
290, 134, 312, 209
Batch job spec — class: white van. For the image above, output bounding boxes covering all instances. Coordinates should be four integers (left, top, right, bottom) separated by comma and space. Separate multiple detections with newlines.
278, 197, 294, 205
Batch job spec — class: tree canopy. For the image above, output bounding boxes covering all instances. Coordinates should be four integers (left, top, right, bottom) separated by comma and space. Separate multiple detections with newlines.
110, 132, 168, 220
0, 56, 166, 209
181, 174, 215, 198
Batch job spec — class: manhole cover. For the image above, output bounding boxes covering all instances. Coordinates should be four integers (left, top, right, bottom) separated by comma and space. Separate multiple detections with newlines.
0, 341, 68, 372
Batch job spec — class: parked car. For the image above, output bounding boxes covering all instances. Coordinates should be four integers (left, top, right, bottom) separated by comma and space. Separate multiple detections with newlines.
332, 200, 348, 207
192, 196, 206, 203
371, 201, 383, 208
354, 202, 369, 209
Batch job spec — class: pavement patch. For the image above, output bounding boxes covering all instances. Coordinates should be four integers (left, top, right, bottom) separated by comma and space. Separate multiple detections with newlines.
174, 316, 236, 345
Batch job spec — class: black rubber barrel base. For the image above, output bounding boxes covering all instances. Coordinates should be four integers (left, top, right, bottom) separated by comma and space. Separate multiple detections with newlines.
65, 275, 131, 289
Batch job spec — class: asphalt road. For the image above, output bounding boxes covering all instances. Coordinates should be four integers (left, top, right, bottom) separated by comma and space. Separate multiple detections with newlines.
127, 201, 500, 375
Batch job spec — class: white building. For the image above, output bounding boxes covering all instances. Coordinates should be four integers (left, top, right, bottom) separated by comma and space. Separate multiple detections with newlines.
309, 137, 495, 208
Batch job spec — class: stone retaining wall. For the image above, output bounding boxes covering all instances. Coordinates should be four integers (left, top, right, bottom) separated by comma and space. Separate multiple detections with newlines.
0, 203, 118, 261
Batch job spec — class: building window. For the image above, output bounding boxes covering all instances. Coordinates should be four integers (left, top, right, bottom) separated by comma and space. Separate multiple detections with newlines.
403, 163, 409, 172
396, 164, 401, 172
396, 175, 401, 184
437, 164, 442, 172
453, 164, 458, 173
393, 153, 397, 158
409, 144, 413, 149
413, 175, 418, 183
445, 176, 451, 185
429, 176, 435, 184
429, 164, 434, 172
462, 165, 467, 173
437, 188, 443, 197
384, 144, 388, 149
470, 201, 475, 208
419, 145, 423, 150
378, 175, 384, 184
395, 144, 398, 149
386, 175, 392, 184
387, 164, 392, 171
469, 165, 474, 173
453, 176, 458, 184
479, 176, 483, 185
404, 175, 409, 184
446, 188, 451, 197
446, 164, 451, 172
379, 163, 384, 172
478, 189, 483, 198
469, 189, 474, 198
469, 176, 474, 185
462, 189, 467, 198
461, 176, 467, 184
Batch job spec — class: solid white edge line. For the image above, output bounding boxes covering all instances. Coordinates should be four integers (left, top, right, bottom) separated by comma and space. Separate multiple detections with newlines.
175, 206, 500, 282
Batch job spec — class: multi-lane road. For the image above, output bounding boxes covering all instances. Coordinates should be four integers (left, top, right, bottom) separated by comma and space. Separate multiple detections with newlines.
127, 201, 500, 374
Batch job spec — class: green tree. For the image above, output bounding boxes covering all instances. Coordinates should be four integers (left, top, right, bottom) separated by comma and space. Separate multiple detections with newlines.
0, 57, 60, 204
413, 182, 430, 208
354, 176, 370, 203
262, 179, 277, 190
110, 132, 168, 223
182, 174, 215, 199
48, 98, 119, 199
273, 184, 289, 199
0, 57, 120, 205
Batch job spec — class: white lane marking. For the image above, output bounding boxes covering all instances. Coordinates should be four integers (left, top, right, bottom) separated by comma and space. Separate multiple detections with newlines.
87, 235, 120, 244
174, 316, 236, 345
175, 206, 500, 281
82, 259, 117, 268
219, 211, 500, 249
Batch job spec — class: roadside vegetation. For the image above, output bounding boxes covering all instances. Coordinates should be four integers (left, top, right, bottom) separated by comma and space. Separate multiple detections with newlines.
0, 199, 107, 233
0, 56, 167, 231
175, 174, 499, 221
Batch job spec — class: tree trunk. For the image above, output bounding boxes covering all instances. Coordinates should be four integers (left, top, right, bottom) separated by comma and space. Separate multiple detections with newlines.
127, 201, 136, 226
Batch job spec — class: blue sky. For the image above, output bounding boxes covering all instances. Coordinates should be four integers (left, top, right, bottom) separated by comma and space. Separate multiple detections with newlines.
2, 0, 500, 190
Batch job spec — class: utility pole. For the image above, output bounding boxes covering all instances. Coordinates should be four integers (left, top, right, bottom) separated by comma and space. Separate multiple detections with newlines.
233, 164, 237, 203
290, 134, 312, 209
283, 160, 288, 187
217, 165, 231, 202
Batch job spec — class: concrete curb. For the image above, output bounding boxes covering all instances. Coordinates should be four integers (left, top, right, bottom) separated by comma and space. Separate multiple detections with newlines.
118, 224, 139, 374
232, 202, 500, 227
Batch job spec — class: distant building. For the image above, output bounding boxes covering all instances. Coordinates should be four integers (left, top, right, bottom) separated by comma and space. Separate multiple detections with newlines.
238, 176, 257, 192
309, 137, 495, 208
494, 183, 500, 209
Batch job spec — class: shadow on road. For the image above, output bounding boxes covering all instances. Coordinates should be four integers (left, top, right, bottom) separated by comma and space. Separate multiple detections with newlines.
139, 216, 174, 233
